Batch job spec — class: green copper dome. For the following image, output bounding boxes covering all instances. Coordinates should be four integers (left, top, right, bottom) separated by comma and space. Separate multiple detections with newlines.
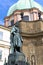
7, 0, 43, 16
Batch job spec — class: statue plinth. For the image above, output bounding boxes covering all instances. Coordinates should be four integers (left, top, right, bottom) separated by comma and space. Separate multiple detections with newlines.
7, 51, 26, 65
4, 52, 29, 65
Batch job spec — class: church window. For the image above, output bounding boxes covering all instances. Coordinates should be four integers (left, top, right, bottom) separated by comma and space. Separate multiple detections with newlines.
31, 55, 36, 65
38, 12, 41, 20
23, 16, 29, 21
20, 12, 24, 19
0, 31, 3, 40
11, 20, 14, 26
8, 21, 11, 26
9, 20, 14, 26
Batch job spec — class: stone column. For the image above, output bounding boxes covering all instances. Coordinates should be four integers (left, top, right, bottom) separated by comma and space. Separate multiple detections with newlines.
14, 14, 17, 24
4, 19, 9, 27
32, 9, 38, 20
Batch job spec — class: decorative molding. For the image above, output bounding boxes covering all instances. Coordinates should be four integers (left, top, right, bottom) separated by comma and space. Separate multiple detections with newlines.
4, 7, 43, 20
0, 44, 10, 49
20, 31, 43, 38
0, 26, 10, 31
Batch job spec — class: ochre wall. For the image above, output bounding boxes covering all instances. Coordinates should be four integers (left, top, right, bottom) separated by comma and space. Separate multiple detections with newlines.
19, 20, 43, 65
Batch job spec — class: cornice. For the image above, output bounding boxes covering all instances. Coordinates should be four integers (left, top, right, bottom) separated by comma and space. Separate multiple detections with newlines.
0, 44, 10, 49
0, 25, 10, 31
4, 7, 43, 20
21, 31, 43, 38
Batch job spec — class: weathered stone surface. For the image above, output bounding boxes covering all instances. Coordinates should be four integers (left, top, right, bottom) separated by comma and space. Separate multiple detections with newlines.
19, 20, 43, 33
19, 20, 43, 65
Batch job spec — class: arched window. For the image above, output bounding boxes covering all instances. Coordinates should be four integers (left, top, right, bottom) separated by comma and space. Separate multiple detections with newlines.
31, 55, 36, 65
8, 20, 14, 26
11, 20, 14, 26
0, 31, 3, 40
20, 12, 29, 21
23, 16, 29, 21
38, 12, 41, 20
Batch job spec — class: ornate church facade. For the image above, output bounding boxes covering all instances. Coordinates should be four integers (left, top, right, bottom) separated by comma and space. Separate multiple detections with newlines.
3, 0, 43, 65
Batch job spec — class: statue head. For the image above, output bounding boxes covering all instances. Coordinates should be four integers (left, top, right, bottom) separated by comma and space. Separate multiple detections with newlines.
11, 25, 19, 34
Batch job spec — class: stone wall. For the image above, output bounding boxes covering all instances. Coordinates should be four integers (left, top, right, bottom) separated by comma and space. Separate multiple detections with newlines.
19, 20, 43, 65
19, 20, 43, 33
22, 37, 43, 65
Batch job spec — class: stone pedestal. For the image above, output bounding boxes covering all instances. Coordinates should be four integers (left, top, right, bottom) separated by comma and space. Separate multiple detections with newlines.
4, 51, 29, 65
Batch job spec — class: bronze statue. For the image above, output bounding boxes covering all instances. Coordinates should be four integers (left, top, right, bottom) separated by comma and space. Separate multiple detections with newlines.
10, 25, 23, 53
4, 25, 29, 65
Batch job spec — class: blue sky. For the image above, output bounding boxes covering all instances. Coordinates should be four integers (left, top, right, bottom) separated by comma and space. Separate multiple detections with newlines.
0, 0, 43, 25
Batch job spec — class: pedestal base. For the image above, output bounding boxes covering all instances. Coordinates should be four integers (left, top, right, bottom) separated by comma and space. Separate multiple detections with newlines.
4, 51, 30, 65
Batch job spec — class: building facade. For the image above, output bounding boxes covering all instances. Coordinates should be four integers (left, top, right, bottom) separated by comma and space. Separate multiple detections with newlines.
0, 26, 10, 65
2, 0, 43, 65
